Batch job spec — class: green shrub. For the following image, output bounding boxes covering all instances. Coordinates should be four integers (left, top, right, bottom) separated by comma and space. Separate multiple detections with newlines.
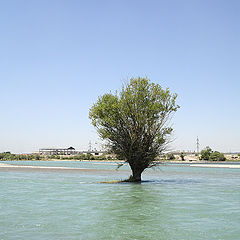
209, 151, 226, 161
0, 152, 17, 161
73, 155, 84, 160
0, 152, 42, 161
180, 153, 185, 161
200, 146, 212, 160
47, 155, 60, 159
167, 153, 175, 160
95, 155, 107, 160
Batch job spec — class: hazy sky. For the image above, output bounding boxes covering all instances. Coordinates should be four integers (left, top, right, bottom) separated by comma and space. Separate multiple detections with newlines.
0, 0, 239, 153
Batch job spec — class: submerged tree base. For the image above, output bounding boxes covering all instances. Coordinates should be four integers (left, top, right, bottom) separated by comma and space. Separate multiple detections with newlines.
101, 175, 142, 184
121, 175, 141, 183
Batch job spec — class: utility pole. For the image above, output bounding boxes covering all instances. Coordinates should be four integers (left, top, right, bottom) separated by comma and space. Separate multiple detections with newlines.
88, 141, 92, 151
196, 136, 200, 154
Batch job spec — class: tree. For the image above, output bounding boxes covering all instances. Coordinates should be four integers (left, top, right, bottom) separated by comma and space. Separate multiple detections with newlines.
200, 146, 226, 161
180, 153, 185, 161
167, 153, 175, 160
89, 77, 179, 182
209, 151, 226, 161
200, 146, 212, 160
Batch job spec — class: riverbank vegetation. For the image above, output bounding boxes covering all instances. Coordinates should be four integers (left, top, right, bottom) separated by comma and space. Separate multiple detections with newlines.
200, 146, 226, 161
0, 150, 238, 162
0, 152, 114, 161
0, 152, 41, 161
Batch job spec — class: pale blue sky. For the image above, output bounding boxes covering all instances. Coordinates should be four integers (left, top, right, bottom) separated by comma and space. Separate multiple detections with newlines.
0, 0, 239, 153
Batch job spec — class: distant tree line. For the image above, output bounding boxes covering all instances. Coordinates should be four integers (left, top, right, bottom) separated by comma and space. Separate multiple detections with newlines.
0, 152, 116, 161
0, 150, 238, 162
0, 152, 41, 161
158, 148, 229, 162
56, 154, 114, 161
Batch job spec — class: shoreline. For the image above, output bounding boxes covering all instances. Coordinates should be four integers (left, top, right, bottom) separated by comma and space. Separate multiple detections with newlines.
190, 164, 240, 168
0, 162, 118, 173
1, 161, 240, 170
1, 159, 240, 163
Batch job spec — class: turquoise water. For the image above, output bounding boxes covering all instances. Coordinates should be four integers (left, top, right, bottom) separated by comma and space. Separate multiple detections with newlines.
0, 161, 239, 240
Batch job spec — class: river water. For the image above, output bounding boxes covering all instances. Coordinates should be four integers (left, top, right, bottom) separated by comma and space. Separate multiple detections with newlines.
0, 161, 239, 240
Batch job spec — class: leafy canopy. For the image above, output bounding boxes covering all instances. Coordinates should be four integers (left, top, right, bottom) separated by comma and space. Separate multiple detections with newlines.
89, 77, 179, 171
201, 146, 213, 160
201, 146, 226, 161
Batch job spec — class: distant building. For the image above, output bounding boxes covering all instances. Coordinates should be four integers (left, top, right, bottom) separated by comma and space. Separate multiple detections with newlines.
81, 150, 106, 156
39, 147, 106, 156
39, 147, 76, 155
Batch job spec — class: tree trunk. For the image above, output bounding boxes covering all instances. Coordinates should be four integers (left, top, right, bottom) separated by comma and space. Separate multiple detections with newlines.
131, 166, 143, 182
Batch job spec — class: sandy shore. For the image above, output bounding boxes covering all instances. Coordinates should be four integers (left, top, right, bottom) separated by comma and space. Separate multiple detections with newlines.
1, 162, 240, 172
191, 164, 240, 168
0, 163, 86, 169
0, 163, 114, 172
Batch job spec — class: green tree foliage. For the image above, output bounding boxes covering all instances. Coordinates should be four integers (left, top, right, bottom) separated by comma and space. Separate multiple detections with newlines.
167, 153, 175, 160
209, 151, 226, 161
0, 152, 14, 160
89, 77, 179, 181
200, 146, 213, 160
180, 153, 185, 161
0, 152, 41, 161
201, 147, 226, 161
47, 155, 60, 160
0, 152, 108, 161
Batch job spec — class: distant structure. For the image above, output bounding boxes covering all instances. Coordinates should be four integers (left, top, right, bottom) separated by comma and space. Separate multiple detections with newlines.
196, 137, 200, 154
39, 147, 76, 155
88, 141, 92, 151
39, 146, 106, 156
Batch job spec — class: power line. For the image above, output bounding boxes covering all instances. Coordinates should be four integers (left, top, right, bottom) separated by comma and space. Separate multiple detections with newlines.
196, 136, 200, 154
88, 141, 92, 151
